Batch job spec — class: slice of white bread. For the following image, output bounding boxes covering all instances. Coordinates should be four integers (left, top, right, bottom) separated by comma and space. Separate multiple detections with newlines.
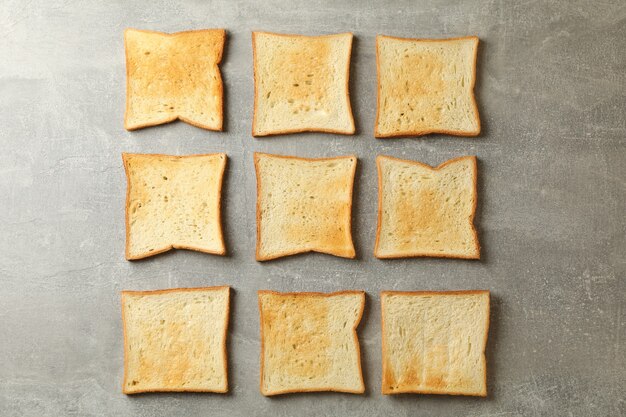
123, 153, 227, 260
122, 286, 230, 394
124, 28, 225, 131
258, 290, 365, 395
375, 155, 480, 259
252, 32, 355, 136
381, 290, 490, 396
254, 152, 357, 261
375, 35, 480, 137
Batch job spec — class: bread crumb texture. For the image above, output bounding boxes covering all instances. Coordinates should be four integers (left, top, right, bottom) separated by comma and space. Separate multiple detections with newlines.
253, 32, 354, 135
376, 36, 479, 137
381, 291, 489, 396
375, 155, 479, 259
124, 153, 226, 259
122, 287, 230, 393
125, 29, 225, 130
259, 291, 364, 395
255, 153, 356, 260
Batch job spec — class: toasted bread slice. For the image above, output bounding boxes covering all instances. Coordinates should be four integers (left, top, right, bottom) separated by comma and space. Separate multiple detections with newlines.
122, 286, 230, 394
123, 153, 227, 260
252, 32, 355, 136
254, 153, 357, 261
375, 155, 479, 259
375, 35, 480, 137
258, 290, 365, 395
381, 290, 490, 396
124, 28, 225, 131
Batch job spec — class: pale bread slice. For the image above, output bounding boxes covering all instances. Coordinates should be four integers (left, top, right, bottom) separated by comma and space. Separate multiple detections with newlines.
375, 35, 480, 137
122, 286, 230, 394
258, 290, 365, 395
124, 28, 225, 131
254, 153, 357, 261
123, 153, 227, 260
381, 290, 490, 396
375, 155, 480, 259
252, 32, 355, 136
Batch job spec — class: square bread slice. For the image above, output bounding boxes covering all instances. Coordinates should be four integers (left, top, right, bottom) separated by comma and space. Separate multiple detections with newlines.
124, 28, 225, 131
252, 31, 355, 136
258, 290, 365, 395
381, 290, 490, 396
375, 155, 480, 259
375, 35, 480, 137
122, 286, 230, 394
254, 152, 357, 261
123, 153, 227, 260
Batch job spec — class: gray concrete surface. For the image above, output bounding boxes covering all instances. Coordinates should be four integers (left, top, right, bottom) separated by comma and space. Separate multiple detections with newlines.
1, 0, 624, 415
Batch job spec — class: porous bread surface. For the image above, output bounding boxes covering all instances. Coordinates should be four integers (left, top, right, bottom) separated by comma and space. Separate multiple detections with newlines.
376, 36, 479, 137
122, 287, 230, 393
381, 291, 489, 396
255, 153, 356, 260
124, 153, 226, 259
125, 29, 224, 130
375, 155, 479, 259
258, 291, 365, 395
252, 32, 354, 135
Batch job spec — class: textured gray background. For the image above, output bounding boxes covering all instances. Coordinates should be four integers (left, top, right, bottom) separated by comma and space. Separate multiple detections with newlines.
1, 0, 624, 415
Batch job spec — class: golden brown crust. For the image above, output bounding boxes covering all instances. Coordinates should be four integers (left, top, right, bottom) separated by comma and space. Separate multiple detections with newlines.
380, 290, 489, 396
251, 31, 355, 137
257, 290, 365, 395
374, 154, 480, 259
253, 152, 357, 261
374, 34, 480, 138
121, 286, 230, 394
122, 152, 227, 260
381, 289, 489, 297
124, 28, 225, 131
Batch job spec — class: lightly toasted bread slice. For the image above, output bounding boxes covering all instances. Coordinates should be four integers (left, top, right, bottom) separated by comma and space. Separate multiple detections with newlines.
123, 153, 227, 260
381, 290, 490, 396
375, 35, 480, 137
254, 152, 357, 261
252, 31, 355, 136
122, 286, 230, 394
124, 28, 225, 131
258, 290, 365, 395
375, 155, 480, 259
